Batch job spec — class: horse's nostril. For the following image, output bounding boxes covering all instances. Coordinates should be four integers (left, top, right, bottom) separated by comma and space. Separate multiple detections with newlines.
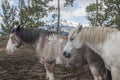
63, 52, 66, 56
63, 52, 71, 58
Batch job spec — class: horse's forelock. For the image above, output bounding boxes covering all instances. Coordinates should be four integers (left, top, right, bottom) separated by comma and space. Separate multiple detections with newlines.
69, 29, 75, 38
69, 27, 79, 40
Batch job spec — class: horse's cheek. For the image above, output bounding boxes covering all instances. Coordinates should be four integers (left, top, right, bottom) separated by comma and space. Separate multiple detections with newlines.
64, 42, 72, 51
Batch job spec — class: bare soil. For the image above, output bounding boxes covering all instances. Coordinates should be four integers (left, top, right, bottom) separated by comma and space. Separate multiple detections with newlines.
0, 48, 93, 80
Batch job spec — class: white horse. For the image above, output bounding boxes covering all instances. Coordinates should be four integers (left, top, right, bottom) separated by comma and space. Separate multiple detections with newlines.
63, 26, 120, 80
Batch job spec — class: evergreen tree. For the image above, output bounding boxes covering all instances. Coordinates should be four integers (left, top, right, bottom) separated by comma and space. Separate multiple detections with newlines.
86, 1, 107, 26
64, 0, 74, 7
1, 0, 18, 34
20, 0, 55, 28
86, 0, 120, 28
104, 0, 120, 28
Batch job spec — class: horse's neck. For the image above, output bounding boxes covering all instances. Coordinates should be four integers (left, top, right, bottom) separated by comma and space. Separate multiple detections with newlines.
39, 34, 66, 62
85, 42, 103, 59
18, 29, 40, 44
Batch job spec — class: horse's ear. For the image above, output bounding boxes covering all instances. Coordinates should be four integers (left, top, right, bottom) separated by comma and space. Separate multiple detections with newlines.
77, 25, 82, 33
16, 25, 21, 32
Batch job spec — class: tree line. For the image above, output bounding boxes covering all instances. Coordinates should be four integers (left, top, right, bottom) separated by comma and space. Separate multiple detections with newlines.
86, 0, 120, 29
0, 0, 73, 35
0, 0, 120, 35
1, 0, 57, 34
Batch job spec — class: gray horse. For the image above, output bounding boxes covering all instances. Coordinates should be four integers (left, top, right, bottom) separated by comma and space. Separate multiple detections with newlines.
6, 25, 111, 80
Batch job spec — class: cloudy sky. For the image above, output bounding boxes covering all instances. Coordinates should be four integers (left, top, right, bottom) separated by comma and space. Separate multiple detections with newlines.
44, 0, 97, 26
0, 0, 97, 27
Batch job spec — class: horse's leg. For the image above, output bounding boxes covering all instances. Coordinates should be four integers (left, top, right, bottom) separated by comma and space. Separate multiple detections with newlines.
89, 65, 108, 80
44, 62, 55, 80
111, 67, 120, 80
89, 66, 100, 80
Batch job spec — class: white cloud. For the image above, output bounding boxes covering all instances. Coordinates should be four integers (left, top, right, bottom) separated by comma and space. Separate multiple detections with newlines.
48, 0, 96, 20
74, 0, 96, 7
48, 0, 68, 11
9, 0, 15, 6
71, 7, 86, 17
63, 0, 97, 26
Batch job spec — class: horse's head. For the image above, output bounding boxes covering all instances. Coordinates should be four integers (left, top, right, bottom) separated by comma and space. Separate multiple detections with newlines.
63, 25, 83, 58
6, 25, 23, 55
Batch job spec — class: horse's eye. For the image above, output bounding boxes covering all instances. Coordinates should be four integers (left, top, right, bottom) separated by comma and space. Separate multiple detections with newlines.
70, 37, 74, 41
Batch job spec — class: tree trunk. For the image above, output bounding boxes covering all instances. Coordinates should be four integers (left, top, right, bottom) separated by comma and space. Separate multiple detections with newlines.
96, 0, 98, 26
19, 0, 24, 25
57, 0, 60, 33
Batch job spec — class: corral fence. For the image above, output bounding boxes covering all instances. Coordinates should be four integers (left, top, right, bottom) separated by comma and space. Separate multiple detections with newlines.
0, 36, 8, 48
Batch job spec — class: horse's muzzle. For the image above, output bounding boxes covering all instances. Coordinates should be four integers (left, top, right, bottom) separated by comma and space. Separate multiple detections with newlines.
6, 48, 13, 55
63, 52, 71, 58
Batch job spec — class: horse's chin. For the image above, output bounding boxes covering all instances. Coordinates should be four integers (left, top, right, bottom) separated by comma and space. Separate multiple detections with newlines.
63, 50, 77, 58
6, 49, 14, 55
66, 54, 71, 58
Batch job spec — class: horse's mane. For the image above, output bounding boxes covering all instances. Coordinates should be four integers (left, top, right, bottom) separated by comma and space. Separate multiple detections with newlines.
70, 27, 119, 44
16, 28, 56, 44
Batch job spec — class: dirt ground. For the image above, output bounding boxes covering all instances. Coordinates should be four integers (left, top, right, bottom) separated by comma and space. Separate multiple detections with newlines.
0, 48, 93, 80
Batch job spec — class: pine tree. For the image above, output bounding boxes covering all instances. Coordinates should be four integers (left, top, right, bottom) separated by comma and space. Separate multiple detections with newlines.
86, 2, 107, 26
86, 0, 120, 28
64, 0, 74, 7
20, 0, 55, 28
104, 0, 120, 28
1, 0, 18, 34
